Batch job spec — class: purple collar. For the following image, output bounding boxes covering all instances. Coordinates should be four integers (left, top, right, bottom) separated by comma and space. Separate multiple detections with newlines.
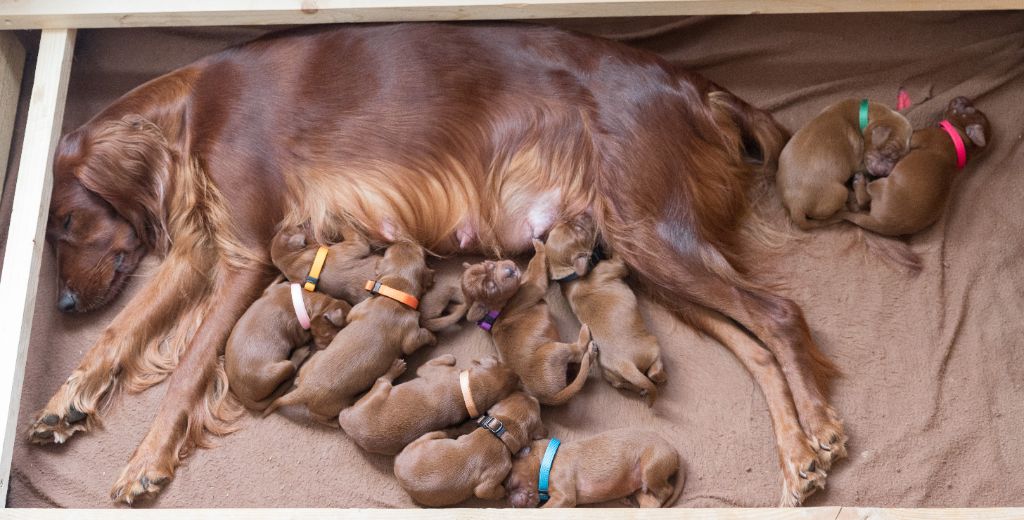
477, 310, 500, 332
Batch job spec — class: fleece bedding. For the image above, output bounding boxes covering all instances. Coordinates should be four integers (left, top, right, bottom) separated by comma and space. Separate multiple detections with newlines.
2, 11, 1023, 508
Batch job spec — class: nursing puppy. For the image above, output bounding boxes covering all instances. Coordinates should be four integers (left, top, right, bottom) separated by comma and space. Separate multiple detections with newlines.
545, 216, 666, 406
777, 98, 912, 229
225, 282, 350, 410
394, 391, 546, 506
845, 96, 990, 236
505, 429, 684, 508
461, 240, 597, 405
338, 355, 519, 455
271, 224, 380, 306
263, 242, 436, 424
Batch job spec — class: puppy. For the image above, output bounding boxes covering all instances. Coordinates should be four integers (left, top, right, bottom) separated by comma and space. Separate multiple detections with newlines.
461, 240, 596, 405
504, 428, 684, 508
777, 98, 913, 229
263, 242, 436, 424
545, 215, 666, 406
393, 391, 546, 506
844, 96, 991, 236
271, 223, 380, 305
225, 281, 349, 410
338, 355, 519, 455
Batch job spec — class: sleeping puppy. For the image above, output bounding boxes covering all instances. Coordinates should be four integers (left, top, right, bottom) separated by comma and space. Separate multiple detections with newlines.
545, 215, 666, 406
504, 429, 684, 508
777, 98, 912, 229
225, 281, 349, 411
270, 223, 380, 306
262, 242, 436, 424
844, 96, 991, 236
393, 391, 546, 506
338, 355, 519, 455
461, 240, 597, 405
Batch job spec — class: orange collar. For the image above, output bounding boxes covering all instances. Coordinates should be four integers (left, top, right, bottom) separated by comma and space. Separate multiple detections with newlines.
303, 246, 330, 292
364, 280, 419, 309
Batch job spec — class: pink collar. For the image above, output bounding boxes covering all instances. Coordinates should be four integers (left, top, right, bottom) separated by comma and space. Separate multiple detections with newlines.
290, 283, 312, 330
938, 120, 967, 170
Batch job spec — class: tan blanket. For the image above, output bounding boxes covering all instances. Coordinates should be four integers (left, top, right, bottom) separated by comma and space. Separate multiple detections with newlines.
2, 12, 1023, 508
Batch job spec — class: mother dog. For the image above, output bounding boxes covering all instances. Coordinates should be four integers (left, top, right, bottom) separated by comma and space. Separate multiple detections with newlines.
35, 23, 844, 506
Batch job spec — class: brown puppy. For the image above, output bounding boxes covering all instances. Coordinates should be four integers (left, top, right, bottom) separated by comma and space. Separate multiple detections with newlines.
545, 216, 666, 406
505, 429, 684, 508
338, 355, 519, 455
263, 242, 436, 424
271, 223, 380, 306
393, 391, 546, 506
777, 98, 913, 229
844, 96, 991, 236
462, 240, 597, 405
225, 281, 350, 410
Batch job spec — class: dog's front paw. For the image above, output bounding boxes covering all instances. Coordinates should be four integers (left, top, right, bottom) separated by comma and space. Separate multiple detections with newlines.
807, 407, 847, 471
28, 400, 90, 445
110, 456, 173, 506
779, 439, 826, 507
386, 358, 408, 380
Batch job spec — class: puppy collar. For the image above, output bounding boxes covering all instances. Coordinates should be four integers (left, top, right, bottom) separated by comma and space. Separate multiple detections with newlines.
477, 415, 517, 453
290, 283, 312, 330
460, 370, 479, 417
364, 280, 419, 309
554, 244, 607, 283
538, 438, 562, 505
859, 98, 869, 133
477, 310, 500, 332
303, 246, 329, 292
938, 119, 967, 170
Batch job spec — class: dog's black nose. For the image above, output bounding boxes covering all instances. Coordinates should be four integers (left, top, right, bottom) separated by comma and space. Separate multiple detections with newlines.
57, 290, 78, 312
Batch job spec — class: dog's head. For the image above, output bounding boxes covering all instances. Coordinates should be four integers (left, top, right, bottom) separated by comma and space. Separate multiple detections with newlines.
270, 224, 319, 283
308, 297, 350, 350
505, 441, 543, 508
470, 356, 520, 399
863, 110, 913, 178
47, 115, 172, 312
375, 241, 433, 296
544, 214, 598, 280
943, 96, 990, 154
460, 259, 521, 322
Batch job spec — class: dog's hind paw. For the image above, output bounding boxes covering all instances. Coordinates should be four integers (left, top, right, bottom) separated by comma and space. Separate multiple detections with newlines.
110, 463, 172, 506
27, 404, 89, 445
807, 407, 848, 471
779, 441, 826, 507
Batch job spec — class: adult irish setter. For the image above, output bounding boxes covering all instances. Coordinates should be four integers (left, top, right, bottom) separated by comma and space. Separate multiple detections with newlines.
35, 23, 845, 506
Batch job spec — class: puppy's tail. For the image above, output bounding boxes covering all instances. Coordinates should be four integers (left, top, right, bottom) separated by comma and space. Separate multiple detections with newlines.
707, 86, 788, 178
261, 389, 303, 418
543, 325, 595, 406
849, 226, 922, 275
422, 301, 468, 332
665, 463, 686, 507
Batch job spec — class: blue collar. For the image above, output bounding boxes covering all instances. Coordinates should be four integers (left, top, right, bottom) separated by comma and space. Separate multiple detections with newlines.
537, 438, 561, 504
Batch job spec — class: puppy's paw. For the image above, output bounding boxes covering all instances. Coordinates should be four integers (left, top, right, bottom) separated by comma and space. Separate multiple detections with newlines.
386, 359, 408, 380
110, 459, 172, 506
779, 439, 826, 507
532, 238, 545, 252
28, 401, 90, 445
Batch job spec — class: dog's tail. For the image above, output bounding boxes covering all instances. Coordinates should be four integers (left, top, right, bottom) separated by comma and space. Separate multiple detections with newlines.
665, 463, 687, 507
422, 301, 469, 332
542, 325, 596, 406
261, 388, 304, 418
848, 225, 922, 274
601, 360, 659, 408
707, 86, 788, 178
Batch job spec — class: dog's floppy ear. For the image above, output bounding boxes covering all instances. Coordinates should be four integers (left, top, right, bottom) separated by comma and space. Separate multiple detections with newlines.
287, 232, 308, 250
869, 123, 892, 145
515, 445, 532, 458
323, 306, 348, 328
466, 300, 488, 322
75, 114, 175, 250
965, 123, 987, 147
572, 253, 591, 276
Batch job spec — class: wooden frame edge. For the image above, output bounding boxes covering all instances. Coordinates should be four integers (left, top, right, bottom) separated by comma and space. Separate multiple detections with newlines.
0, 31, 26, 200
0, 0, 1021, 30
0, 28, 76, 501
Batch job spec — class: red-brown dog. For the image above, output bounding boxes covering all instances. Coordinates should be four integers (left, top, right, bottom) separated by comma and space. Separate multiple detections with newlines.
225, 281, 349, 410
338, 355, 519, 455
461, 240, 597, 405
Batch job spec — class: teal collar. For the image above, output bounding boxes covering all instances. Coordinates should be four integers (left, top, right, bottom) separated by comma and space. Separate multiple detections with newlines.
537, 438, 561, 504
859, 98, 869, 133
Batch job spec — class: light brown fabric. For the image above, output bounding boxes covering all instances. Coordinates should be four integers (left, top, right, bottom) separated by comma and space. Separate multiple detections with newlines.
3, 12, 1023, 507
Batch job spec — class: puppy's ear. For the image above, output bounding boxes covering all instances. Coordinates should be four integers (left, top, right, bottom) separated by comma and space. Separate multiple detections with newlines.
323, 306, 348, 328
480, 356, 499, 368
421, 267, 436, 290
532, 423, 548, 440
287, 233, 307, 250
573, 253, 591, 276
515, 446, 532, 458
965, 123, 987, 147
466, 301, 488, 322
869, 124, 892, 145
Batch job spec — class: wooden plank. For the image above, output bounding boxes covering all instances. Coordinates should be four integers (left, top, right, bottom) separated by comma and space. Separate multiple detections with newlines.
0, 28, 76, 502
0, 0, 1020, 30
0, 507, 845, 519
837, 508, 1024, 520
0, 32, 26, 200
